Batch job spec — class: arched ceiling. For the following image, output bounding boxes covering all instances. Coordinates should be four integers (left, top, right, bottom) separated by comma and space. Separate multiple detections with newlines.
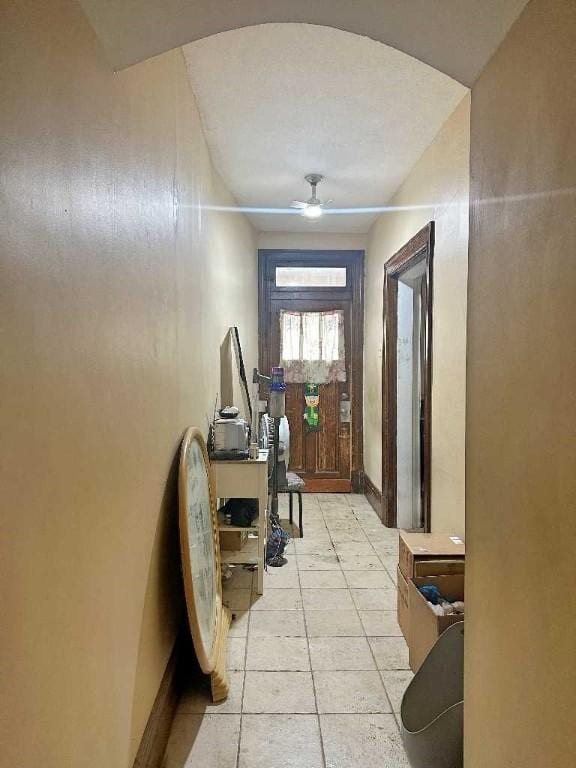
78, 0, 529, 85
182, 25, 467, 233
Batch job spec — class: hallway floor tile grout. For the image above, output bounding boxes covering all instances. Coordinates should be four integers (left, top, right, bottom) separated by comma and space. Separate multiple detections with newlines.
164, 493, 412, 768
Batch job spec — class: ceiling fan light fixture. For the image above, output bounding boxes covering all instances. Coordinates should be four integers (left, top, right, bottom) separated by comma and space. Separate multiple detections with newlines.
291, 173, 329, 219
301, 204, 323, 219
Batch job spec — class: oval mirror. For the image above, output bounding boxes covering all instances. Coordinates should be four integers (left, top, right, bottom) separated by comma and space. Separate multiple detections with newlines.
178, 427, 231, 700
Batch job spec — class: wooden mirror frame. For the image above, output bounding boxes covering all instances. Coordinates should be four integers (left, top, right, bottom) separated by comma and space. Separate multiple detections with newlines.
382, 222, 434, 531
178, 427, 231, 701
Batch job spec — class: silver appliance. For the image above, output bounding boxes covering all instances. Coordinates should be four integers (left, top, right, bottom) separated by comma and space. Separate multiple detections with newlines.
213, 417, 249, 452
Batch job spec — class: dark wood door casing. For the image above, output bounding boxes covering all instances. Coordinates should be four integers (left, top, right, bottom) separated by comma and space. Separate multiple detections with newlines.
258, 250, 365, 492
382, 223, 434, 530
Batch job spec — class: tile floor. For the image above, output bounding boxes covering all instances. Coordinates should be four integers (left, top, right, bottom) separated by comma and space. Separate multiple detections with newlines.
163, 493, 414, 768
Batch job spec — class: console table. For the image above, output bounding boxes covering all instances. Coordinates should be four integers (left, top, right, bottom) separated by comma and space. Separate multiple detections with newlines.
211, 450, 269, 594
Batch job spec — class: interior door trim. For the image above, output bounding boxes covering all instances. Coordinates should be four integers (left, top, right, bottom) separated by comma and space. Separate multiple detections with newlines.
258, 249, 365, 491
381, 223, 434, 530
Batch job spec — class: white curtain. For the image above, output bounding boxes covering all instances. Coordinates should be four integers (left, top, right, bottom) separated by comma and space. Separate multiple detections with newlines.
280, 309, 346, 383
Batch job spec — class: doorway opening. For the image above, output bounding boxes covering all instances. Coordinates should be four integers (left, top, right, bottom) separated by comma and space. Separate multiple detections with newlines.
382, 223, 434, 530
259, 250, 364, 492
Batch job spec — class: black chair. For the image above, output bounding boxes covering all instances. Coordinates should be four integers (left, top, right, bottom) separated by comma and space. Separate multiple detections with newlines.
279, 471, 305, 537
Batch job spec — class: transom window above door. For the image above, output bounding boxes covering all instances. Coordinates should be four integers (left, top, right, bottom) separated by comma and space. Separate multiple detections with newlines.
280, 310, 346, 383
275, 266, 347, 288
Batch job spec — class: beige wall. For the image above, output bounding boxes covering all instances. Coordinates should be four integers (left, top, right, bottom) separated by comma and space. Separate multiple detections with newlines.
0, 2, 256, 767
257, 232, 367, 251
363, 96, 470, 537
465, 0, 576, 765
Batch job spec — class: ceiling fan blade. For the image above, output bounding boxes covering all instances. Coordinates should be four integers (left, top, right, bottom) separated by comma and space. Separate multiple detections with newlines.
290, 201, 308, 209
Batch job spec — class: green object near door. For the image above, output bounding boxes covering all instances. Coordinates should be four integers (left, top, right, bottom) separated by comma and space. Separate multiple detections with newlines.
304, 383, 320, 432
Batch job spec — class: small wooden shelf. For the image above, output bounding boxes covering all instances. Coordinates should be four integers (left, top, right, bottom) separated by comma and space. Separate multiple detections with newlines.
211, 450, 269, 594
220, 536, 261, 565
218, 512, 259, 533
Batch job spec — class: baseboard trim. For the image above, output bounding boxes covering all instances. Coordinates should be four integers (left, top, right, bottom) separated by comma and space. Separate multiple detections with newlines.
132, 627, 188, 768
364, 473, 383, 520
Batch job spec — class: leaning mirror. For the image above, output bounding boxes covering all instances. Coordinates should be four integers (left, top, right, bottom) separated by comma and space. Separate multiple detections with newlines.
178, 427, 231, 700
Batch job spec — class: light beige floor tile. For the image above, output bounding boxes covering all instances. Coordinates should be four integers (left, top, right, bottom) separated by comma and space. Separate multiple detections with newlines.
222, 588, 252, 611
226, 637, 246, 670
346, 494, 374, 507
385, 566, 398, 585
301, 587, 354, 610
305, 610, 364, 637
343, 570, 394, 589
300, 523, 331, 534
299, 528, 332, 541
249, 610, 306, 637
296, 554, 341, 571
262, 567, 300, 589
326, 520, 362, 532
320, 714, 409, 768
300, 511, 325, 523
350, 501, 376, 511
368, 637, 410, 670
322, 509, 357, 521
379, 556, 400, 574
369, 538, 400, 552
318, 495, 349, 506
299, 570, 347, 589
246, 636, 310, 671
309, 637, 376, 670
178, 671, 245, 715
359, 520, 393, 531
358, 611, 402, 637
293, 538, 333, 553
228, 611, 250, 638
338, 554, 385, 571
239, 714, 323, 768
350, 514, 376, 523
381, 670, 414, 712
314, 670, 392, 713
251, 588, 302, 611
351, 588, 397, 610
333, 541, 376, 556
242, 671, 316, 713
164, 714, 241, 768
330, 529, 369, 544
372, 542, 399, 558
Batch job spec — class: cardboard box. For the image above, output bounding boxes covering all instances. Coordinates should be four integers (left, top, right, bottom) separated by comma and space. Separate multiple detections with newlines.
399, 532, 465, 580
408, 572, 465, 672
413, 559, 465, 577
397, 566, 410, 642
219, 530, 248, 551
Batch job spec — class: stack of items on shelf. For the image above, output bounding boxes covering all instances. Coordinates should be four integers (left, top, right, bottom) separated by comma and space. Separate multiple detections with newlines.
397, 531, 465, 672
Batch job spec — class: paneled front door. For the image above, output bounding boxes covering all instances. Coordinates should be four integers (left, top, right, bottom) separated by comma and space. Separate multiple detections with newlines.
259, 251, 364, 492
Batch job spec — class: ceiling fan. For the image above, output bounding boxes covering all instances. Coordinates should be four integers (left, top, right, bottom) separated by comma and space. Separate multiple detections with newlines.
290, 174, 332, 218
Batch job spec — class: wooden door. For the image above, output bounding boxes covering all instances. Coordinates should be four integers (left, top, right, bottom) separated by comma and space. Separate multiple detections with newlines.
259, 251, 364, 492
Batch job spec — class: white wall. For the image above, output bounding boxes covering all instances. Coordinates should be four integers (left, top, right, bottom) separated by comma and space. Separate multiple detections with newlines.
363, 95, 470, 537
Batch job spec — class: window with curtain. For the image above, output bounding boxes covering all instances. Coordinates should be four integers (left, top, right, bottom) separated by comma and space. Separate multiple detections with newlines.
280, 310, 346, 383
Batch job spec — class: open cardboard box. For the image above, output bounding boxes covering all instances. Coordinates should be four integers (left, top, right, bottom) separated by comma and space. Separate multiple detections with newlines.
396, 531, 465, 645
408, 572, 465, 672
397, 566, 410, 641
399, 531, 465, 580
